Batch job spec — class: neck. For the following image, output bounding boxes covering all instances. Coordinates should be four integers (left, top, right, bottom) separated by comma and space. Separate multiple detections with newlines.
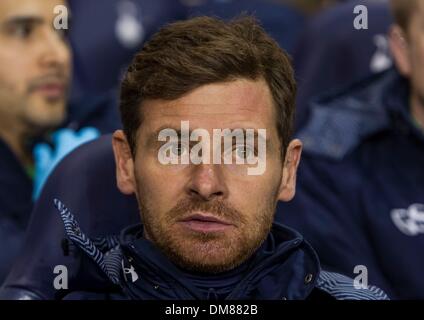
0, 117, 33, 168
411, 93, 424, 132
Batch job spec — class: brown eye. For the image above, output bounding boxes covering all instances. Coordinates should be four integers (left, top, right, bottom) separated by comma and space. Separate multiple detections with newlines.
170, 143, 188, 157
12, 23, 33, 38
234, 145, 254, 160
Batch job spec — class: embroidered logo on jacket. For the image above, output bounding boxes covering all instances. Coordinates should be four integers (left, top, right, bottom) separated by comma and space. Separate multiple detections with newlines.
122, 260, 139, 283
391, 203, 424, 236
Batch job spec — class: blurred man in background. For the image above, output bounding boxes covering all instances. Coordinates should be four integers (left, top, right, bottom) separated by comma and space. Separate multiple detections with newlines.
280, 0, 424, 299
0, 0, 97, 284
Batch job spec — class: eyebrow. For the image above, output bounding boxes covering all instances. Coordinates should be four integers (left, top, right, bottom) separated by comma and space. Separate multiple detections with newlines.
146, 125, 269, 146
146, 125, 184, 147
2, 16, 44, 29
217, 128, 268, 142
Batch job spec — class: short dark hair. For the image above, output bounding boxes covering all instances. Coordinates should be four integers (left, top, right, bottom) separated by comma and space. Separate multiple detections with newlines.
119, 16, 296, 156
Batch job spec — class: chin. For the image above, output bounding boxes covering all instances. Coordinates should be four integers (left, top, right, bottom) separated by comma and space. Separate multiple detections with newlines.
168, 238, 252, 274
26, 102, 66, 130
176, 252, 248, 274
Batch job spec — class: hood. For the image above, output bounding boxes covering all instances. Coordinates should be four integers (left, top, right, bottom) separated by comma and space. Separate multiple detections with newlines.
298, 68, 411, 160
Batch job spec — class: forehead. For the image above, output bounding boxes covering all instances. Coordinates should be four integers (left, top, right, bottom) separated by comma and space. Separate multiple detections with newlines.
141, 79, 277, 132
0, 0, 65, 23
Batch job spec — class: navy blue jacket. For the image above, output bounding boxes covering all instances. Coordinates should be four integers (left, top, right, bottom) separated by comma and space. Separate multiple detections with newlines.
0, 140, 32, 285
54, 199, 388, 300
0, 94, 121, 286
278, 69, 424, 299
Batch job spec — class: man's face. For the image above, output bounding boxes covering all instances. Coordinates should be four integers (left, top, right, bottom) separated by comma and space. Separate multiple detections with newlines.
113, 79, 302, 273
0, 0, 71, 132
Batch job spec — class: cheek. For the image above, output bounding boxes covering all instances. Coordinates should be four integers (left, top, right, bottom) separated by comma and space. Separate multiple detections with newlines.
251, 157, 283, 193
24, 97, 67, 124
228, 167, 281, 215
134, 156, 184, 211
0, 74, 26, 114
0, 51, 32, 92
0, 69, 21, 94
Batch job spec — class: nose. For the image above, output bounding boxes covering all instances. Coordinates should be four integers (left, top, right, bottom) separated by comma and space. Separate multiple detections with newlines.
38, 27, 70, 71
186, 164, 229, 201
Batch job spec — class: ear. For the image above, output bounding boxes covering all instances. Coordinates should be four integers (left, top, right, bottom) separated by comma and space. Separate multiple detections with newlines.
277, 139, 302, 202
112, 130, 136, 195
389, 24, 411, 77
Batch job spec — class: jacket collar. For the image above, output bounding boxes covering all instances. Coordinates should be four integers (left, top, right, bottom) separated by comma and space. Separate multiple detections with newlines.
117, 222, 321, 300
55, 199, 389, 300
